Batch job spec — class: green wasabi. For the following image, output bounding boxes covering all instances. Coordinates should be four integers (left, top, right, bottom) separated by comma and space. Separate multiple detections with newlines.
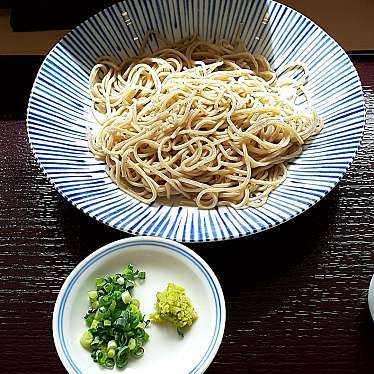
150, 283, 197, 336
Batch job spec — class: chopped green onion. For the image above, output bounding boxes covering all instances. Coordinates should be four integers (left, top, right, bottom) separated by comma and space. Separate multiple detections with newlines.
104, 283, 113, 293
91, 300, 99, 310
130, 298, 140, 307
121, 290, 131, 304
138, 271, 146, 280
137, 322, 145, 329
94, 308, 105, 321
116, 346, 129, 369
88, 290, 98, 301
133, 346, 144, 357
80, 264, 148, 369
107, 349, 116, 358
96, 277, 106, 288
107, 340, 116, 350
128, 338, 136, 351
90, 335, 102, 349
85, 312, 95, 327
108, 300, 116, 312
80, 331, 93, 350
105, 358, 115, 368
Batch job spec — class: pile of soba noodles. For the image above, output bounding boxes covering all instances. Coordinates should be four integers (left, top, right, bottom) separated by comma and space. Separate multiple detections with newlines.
88, 34, 323, 209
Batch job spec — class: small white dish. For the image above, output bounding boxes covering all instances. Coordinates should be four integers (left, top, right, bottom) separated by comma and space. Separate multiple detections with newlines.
53, 237, 226, 374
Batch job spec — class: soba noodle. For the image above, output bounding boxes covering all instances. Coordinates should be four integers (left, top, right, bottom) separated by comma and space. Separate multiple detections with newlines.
88, 34, 323, 209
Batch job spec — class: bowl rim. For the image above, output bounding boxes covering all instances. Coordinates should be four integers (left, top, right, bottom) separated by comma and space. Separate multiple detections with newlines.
368, 274, 374, 322
52, 236, 226, 374
26, 0, 366, 243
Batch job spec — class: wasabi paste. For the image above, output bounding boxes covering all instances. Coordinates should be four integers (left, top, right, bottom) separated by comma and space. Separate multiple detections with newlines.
150, 283, 197, 336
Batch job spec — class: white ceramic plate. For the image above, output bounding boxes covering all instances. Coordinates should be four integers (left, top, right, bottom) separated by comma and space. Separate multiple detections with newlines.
53, 237, 226, 373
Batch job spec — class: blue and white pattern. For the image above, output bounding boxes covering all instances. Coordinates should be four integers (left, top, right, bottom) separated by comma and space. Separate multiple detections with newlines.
27, 0, 365, 242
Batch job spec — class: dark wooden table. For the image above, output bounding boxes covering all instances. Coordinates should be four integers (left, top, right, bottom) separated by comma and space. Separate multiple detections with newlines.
1, 56, 374, 374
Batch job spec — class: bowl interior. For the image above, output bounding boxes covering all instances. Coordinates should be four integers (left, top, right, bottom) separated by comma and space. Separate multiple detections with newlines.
27, 0, 365, 241
53, 239, 225, 374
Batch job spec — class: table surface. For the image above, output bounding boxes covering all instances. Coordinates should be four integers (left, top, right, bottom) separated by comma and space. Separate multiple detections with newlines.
1, 57, 374, 374
2, 2, 374, 53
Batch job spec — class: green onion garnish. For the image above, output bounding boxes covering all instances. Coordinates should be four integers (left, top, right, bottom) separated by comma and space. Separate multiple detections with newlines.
80, 264, 149, 369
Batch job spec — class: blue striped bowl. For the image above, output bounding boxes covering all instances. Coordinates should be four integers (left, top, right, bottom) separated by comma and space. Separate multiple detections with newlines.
27, 0, 365, 242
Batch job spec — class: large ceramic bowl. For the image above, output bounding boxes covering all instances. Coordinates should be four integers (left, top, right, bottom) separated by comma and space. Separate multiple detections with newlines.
27, 0, 365, 242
